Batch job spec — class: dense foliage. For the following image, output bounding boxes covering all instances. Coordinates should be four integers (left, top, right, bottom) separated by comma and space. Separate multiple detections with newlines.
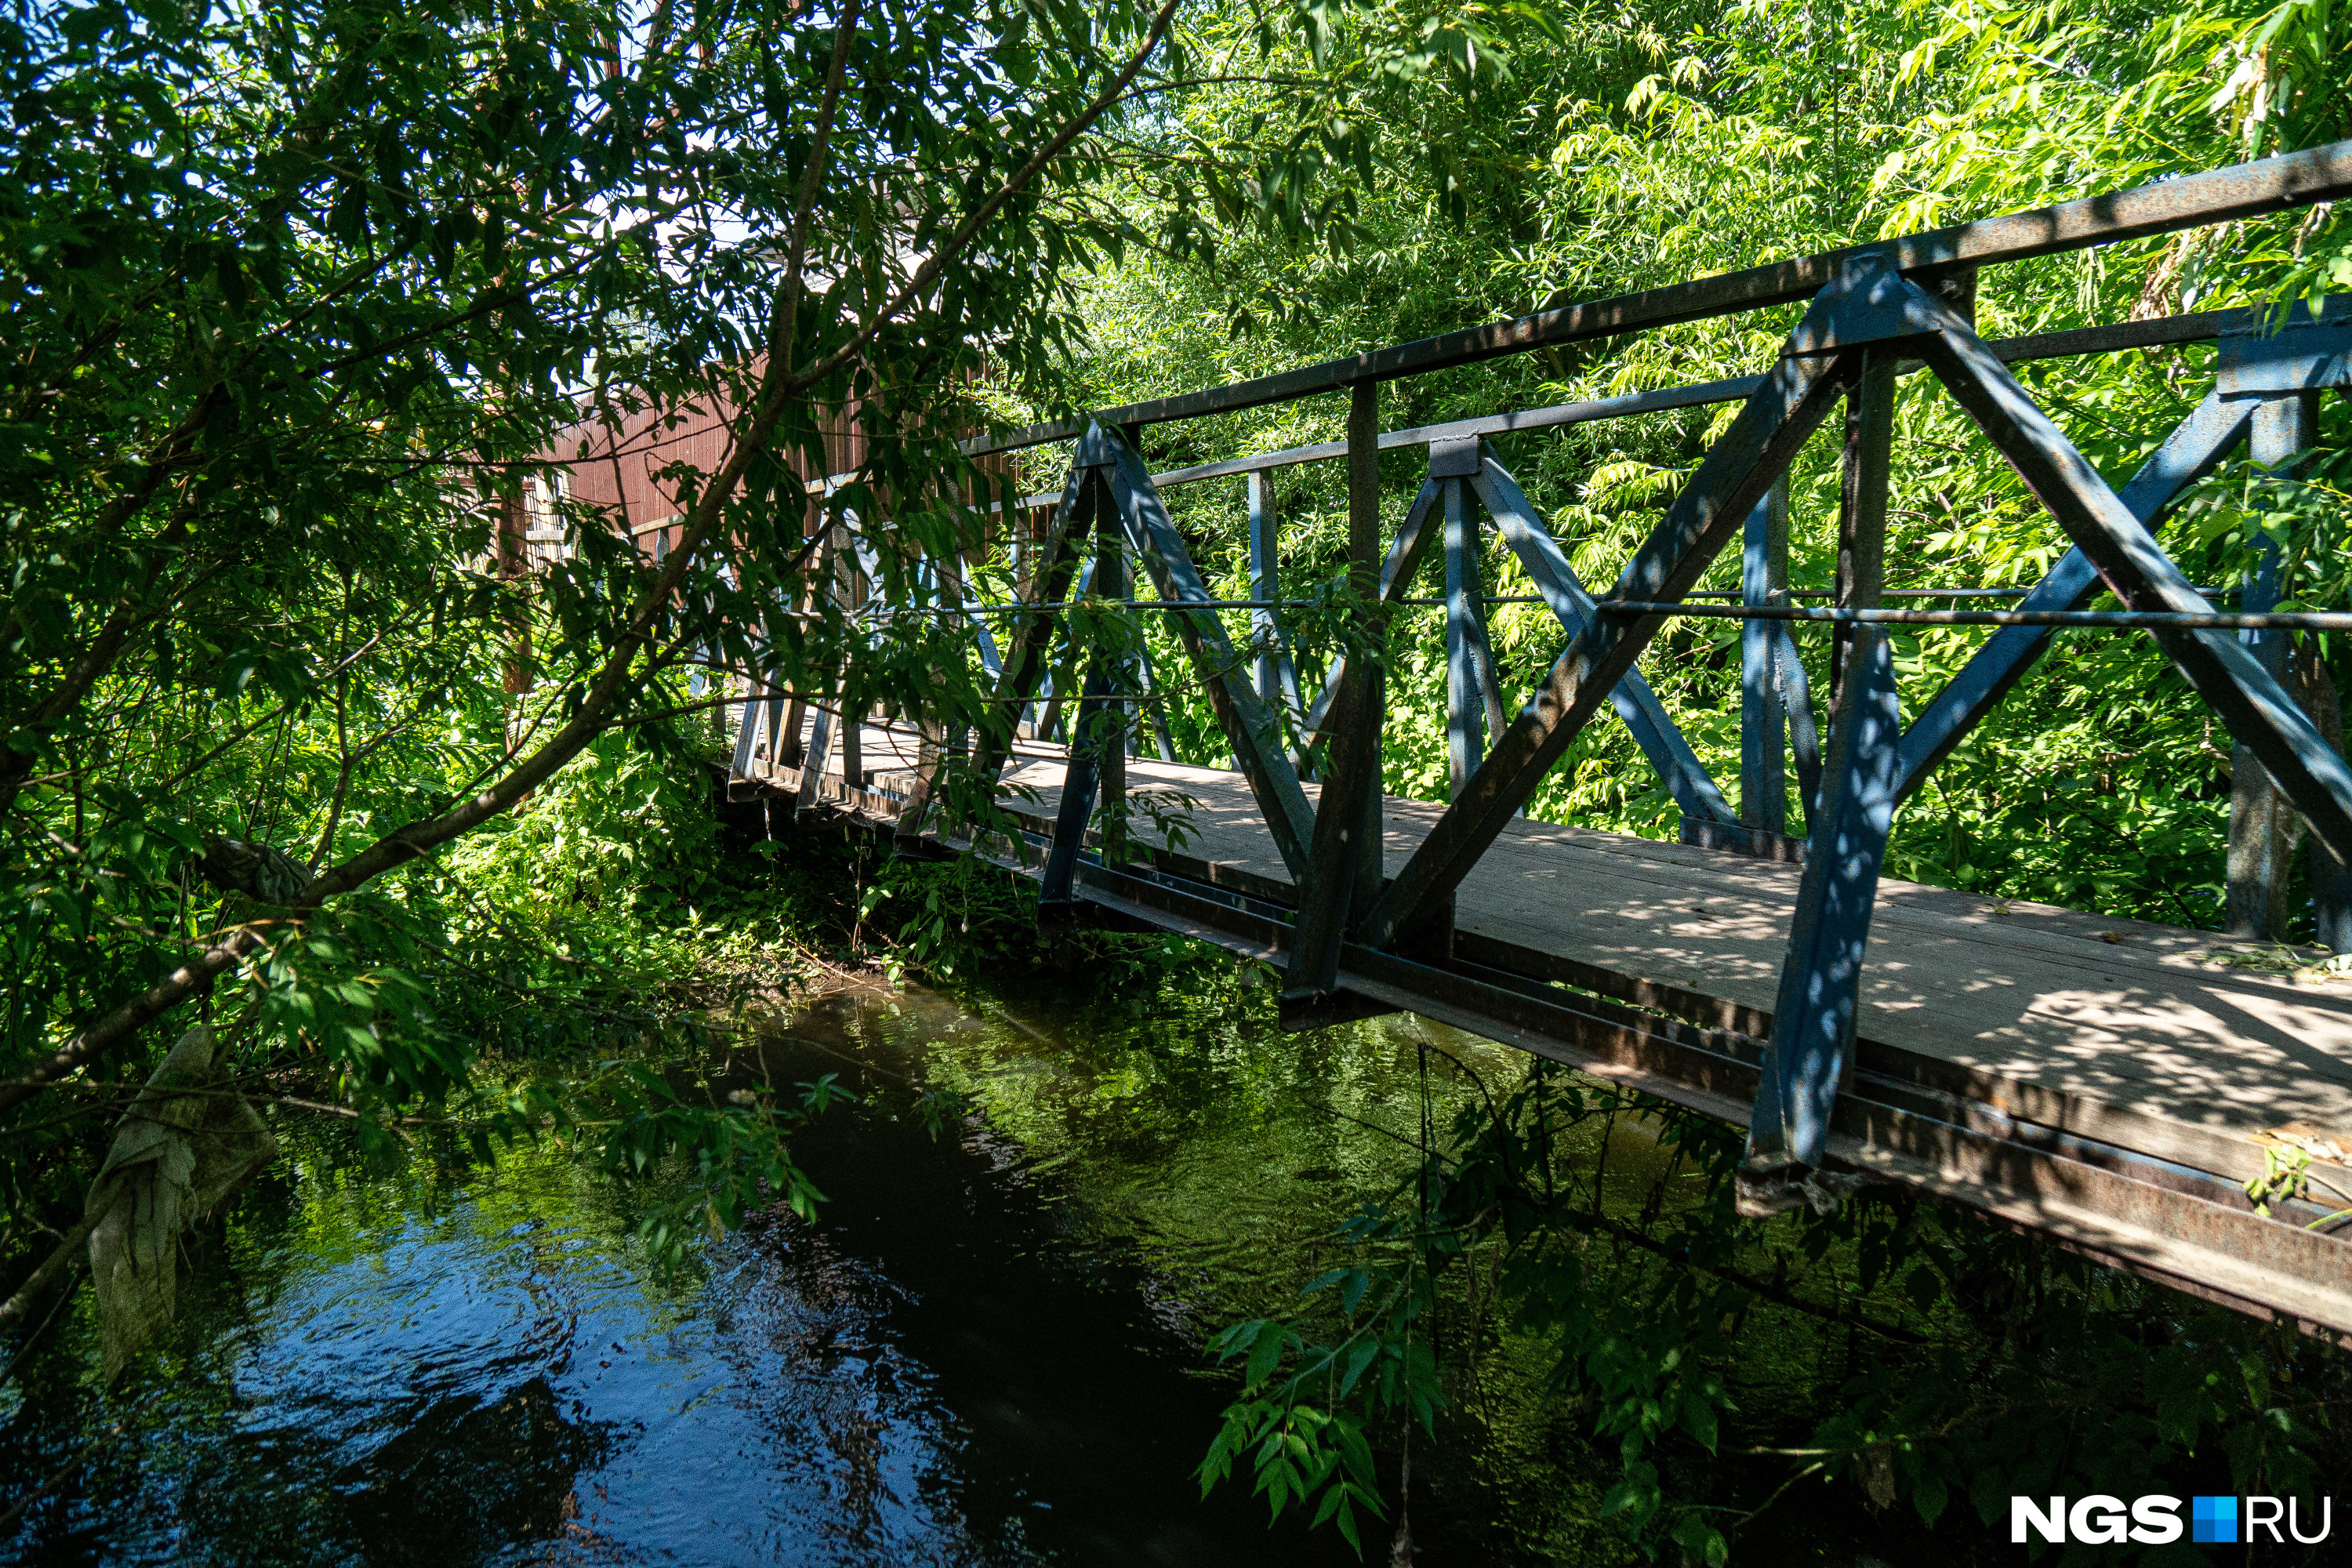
0, 0, 1255, 1370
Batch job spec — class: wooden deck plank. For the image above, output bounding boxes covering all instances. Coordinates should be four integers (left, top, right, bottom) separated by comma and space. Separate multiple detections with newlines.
807, 722, 2352, 1153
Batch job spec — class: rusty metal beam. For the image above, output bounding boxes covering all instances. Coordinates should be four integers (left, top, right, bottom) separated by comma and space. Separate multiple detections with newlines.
962, 142, 2352, 456
1287, 382, 1388, 1003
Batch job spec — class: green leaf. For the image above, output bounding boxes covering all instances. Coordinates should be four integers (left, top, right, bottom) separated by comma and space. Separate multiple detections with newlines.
1243, 1323, 1288, 1389
1671, 1513, 1729, 1567
1680, 1385, 1719, 1453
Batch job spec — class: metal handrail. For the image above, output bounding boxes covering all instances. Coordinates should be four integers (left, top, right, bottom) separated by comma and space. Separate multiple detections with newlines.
960, 141, 2352, 456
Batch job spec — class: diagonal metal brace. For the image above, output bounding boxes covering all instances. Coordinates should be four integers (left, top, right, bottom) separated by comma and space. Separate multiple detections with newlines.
1894, 389, 2258, 800
967, 463, 1094, 804
1098, 427, 1319, 880
1356, 268, 1875, 953
1474, 456, 1740, 828
1911, 290, 2352, 867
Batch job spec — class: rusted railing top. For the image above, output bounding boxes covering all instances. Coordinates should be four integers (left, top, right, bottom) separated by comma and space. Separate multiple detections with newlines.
962, 137, 2352, 459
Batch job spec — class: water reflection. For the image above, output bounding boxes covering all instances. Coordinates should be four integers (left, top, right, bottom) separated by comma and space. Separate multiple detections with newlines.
4, 975, 1531, 1566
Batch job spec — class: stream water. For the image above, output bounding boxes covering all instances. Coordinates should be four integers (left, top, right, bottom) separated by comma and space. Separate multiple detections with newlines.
0, 967, 1657, 1566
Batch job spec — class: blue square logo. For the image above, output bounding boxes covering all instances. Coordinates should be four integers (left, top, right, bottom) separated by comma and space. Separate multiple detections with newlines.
2192, 1495, 2238, 1544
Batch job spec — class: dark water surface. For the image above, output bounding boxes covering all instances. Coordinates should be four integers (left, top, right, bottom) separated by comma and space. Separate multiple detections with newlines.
1, 971, 1630, 1566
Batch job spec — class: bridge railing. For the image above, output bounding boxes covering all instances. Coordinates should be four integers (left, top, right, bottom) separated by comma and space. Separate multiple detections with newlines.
742, 138, 2352, 1198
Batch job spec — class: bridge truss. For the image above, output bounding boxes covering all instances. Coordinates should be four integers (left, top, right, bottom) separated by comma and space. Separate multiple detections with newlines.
726, 140, 2352, 1337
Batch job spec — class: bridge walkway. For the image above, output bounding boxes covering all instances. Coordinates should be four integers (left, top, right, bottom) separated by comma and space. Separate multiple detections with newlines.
733, 718, 2352, 1339
717, 143, 2352, 1334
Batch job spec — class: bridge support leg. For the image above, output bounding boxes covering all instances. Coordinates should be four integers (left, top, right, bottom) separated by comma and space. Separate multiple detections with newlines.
793, 703, 836, 815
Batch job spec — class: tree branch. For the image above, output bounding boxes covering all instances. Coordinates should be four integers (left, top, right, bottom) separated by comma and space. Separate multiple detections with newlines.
784, 0, 1181, 398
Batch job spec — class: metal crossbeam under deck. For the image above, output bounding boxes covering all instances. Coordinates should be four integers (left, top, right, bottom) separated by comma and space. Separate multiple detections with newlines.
730, 722, 2352, 1342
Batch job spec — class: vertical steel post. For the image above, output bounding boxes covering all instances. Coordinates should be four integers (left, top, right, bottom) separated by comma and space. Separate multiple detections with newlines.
1740, 477, 1789, 835
1432, 470, 1486, 954
793, 524, 848, 815
2230, 393, 2321, 938
1443, 476, 1483, 796
1250, 471, 1279, 706
836, 522, 863, 797
1832, 359, 1896, 704
1744, 347, 1899, 1180
774, 528, 811, 771
1096, 492, 1127, 857
1249, 473, 1311, 773
1283, 379, 1388, 1004
1347, 384, 1385, 922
